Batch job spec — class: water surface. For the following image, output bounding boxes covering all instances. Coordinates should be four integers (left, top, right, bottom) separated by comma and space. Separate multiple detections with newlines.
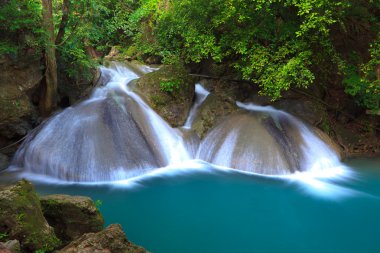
29, 158, 380, 253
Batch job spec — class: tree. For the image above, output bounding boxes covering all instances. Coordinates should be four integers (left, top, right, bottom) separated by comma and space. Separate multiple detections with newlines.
41, 0, 58, 116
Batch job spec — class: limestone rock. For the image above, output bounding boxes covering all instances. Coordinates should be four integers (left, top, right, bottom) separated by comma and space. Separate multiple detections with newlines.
134, 65, 195, 127
58, 224, 147, 253
0, 180, 60, 252
40, 194, 104, 244
0, 54, 41, 124
0, 53, 41, 157
191, 78, 251, 139
192, 94, 239, 139
273, 99, 327, 127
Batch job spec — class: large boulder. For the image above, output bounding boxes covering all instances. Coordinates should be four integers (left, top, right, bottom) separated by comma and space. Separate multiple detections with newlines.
0, 180, 61, 252
40, 194, 104, 244
58, 224, 147, 253
134, 65, 195, 127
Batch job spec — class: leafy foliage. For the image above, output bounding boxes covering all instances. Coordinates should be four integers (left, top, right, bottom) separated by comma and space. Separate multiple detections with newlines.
342, 34, 380, 109
0, 0, 44, 55
160, 79, 181, 93
0, 0, 378, 109
129, 0, 379, 108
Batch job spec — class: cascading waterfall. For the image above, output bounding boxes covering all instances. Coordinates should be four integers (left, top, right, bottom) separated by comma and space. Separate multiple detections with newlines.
11, 62, 344, 182
11, 62, 190, 181
183, 84, 210, 129
196, 102, 342, 175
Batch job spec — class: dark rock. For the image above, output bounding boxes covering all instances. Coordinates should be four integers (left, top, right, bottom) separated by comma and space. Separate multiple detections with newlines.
0, 53, 41, 158
58, 224, 147, 253
40, 194, 104, 244
192, 94, 239, 139
134, 65, 195, 127
0, 180, 61, 252
273, 99, 327, 127
191, 79, 250, 138
0, 154, 9, 171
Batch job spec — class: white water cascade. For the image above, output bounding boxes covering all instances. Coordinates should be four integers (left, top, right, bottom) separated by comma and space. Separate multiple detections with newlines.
196, 102, 342, 175
11, 62, 345, 181
183, 84, 210, 129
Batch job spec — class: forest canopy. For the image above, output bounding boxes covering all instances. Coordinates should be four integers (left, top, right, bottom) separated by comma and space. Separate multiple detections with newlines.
0, 0, 379, 109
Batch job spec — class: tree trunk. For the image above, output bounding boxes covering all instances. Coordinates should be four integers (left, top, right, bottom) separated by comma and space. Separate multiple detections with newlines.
41, 0, 58, 117
55, 0, 70, 46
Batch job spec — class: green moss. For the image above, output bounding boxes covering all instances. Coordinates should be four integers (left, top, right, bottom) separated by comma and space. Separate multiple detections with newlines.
0, 180, 61, 252
135, 64, 195, 127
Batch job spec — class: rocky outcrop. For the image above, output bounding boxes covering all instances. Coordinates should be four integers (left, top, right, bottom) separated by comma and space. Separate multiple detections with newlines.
0, 180, 61, 252
191, 79, 251, 138
57, 64, 99, 108
58, 224, 147, 253
134, 65, 195, 127
40, 194, 104, 244
0, 53, 42, 160
0, 181, 147, 252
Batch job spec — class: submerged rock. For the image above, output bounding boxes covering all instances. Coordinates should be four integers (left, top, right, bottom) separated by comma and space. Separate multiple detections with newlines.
0, 180, 61, 252
134, 65, 195, 127
58, 224, 147, 253
40, 194, 104, 244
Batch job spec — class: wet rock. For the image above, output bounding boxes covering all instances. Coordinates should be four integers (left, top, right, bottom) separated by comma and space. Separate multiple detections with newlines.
40, 194, 104, 244
0, 154, 9, 171
273, 99, 327, 127
1, 240, 21, 253
0, 54, 41, 124
57, 66, 98, 107
191, 78, 251, 138
0, 180, 61, 252
192, 94, 239, 139
135, 65, 195, 127
0, 53, 41, 158
58, 224, 147, 253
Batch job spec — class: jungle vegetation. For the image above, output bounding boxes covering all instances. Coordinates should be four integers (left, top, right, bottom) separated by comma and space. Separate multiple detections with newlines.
0, 0, 379, 111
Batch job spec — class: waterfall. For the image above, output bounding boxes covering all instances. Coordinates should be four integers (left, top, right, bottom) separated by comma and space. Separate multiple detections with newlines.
196, 102, 341, 175
12, 62, 190, 181
183, 84, 209, 129
11, 62, 344, 181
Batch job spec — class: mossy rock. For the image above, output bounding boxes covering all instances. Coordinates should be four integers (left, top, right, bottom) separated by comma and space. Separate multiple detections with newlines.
40, 194, 104, 244
58, 224, 147, 253
190, 78, 247, 139
0, 180, 61, 252
134, 65, 195, 127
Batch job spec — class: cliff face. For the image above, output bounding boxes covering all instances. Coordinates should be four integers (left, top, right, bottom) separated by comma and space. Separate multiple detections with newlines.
0, 53, 42, 169
0, 53, 96, 170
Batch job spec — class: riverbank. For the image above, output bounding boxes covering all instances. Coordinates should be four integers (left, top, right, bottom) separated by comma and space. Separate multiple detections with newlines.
0, 180, 147, 253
